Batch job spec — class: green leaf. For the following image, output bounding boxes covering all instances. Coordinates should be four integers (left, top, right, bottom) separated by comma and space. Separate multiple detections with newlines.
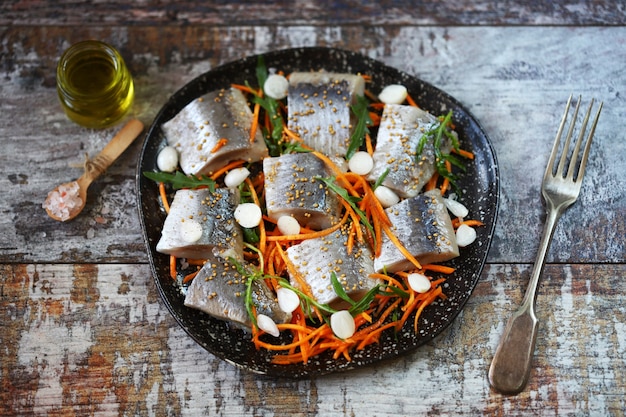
372, 168, 390, 190
348, 284, 383, 316
331, 272, 356, 306
346, 95, 373, 159
143, 171, 216, 191
315, 176, 374, 237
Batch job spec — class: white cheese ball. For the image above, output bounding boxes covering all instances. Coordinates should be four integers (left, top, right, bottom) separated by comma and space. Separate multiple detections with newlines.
330, 310, 356, 339
408, 273, 431, 293
348, 151, 374, 175
234, 203, 263, 228
256, 314, 280, 337
157, 146, 179, 172
444, 197, 469, 219
456, 224, 477, 247
374, 185, 400, 208
277, 287, 300, 313
224, 167, 250, 188
277, 215, 301, 236
264, 74, 289, 100
378, 84, 408, 105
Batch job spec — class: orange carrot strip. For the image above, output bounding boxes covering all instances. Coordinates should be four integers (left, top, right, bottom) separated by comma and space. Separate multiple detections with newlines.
169, 256, 177, 280
250, 102, 261, 143
158, 182, 170, 213
440, 160, 452, 195
424, 171, 439, 191
231, 83, 258, 95
209, 159, 246, 180
183, 270, 199, 284
413, 286, 444, 331
452, 148, 475, 159
365, 133, 374, 155
211, 138, 229, 153
406, 93, 419, 107
420, 264, 456, 274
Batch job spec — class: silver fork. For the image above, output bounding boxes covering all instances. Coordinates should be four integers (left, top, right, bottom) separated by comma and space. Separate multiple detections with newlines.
488, 95, 603, 395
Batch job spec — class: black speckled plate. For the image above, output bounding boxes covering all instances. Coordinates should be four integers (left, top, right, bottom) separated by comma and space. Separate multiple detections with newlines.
136, 47, 499, 377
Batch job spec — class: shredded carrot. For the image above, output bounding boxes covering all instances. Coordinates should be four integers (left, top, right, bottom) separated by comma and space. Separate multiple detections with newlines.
183, 270, 200, 284
420, 264, 456, 274
452, 218, 485, 229
209, 159, 246, 180
211, 138, 229, 153
250, 102, 261, 143
158, 182, 170, 213
231, 83, 258, 95
453, 148, 475, 159
424, 171, 439, 191
406, 93, 419, 107
365, 133, 374, 155
440, 160, 452, 195
169, 256, 177, 280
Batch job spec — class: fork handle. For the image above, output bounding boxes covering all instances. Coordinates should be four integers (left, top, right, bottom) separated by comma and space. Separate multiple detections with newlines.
488, 206, 561, 394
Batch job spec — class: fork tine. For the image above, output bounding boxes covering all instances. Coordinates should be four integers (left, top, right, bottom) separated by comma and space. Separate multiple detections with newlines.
570, 99, 603, 182
546, 94, 573, 178
557, 95, 581, 177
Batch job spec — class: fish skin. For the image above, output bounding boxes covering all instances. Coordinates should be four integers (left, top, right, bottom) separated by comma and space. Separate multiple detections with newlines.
184, 250, 291, 330
263, 152, 341, 230
367, 104, 449, 198
156, 188, 243, 260
286, 227, 378, 308
287, 72, 365, 158
162, 87, 268, 176
374, 189, 459, 273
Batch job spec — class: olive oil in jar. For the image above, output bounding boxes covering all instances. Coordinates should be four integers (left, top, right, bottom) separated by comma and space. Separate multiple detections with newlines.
57, 40, 134, 129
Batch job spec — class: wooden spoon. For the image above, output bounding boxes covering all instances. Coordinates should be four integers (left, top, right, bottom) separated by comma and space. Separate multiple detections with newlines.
44, 118, 144, 222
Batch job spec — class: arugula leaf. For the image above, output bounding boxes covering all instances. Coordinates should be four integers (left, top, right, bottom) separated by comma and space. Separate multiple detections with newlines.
331, 272, 356, 306
346, 94, 373, 159
143, 171, 216, 191
372, 168, 390, 190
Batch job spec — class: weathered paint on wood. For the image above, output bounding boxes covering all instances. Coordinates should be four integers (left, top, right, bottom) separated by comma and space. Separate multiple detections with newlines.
1, 263, 624, 415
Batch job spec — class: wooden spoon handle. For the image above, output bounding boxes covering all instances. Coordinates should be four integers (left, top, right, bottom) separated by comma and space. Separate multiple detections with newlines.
85, 119, 145, 180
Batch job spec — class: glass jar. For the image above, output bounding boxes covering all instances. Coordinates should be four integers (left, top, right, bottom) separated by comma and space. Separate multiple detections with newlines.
56, 40, 135, 129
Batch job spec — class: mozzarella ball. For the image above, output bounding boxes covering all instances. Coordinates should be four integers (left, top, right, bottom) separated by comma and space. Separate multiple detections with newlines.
330, 310, 356, 339
378, 84, 408, 104
374, 185, 400, 208
264, 74, 289, 100
408, 273, 431, 293
157, 146, 179, 172
348, 151, 374, 175
234, 203, 263, 228
224, 167, 250, 188
277, 215, 301, 236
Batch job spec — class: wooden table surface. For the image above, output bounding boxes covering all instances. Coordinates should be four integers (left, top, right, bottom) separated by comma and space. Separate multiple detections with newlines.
1, 1, 625, 415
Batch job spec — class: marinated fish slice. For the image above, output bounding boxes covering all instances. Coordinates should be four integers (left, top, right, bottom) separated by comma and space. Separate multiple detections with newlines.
287, 72, 365, 158
374, 189, 459, 273
184, 251, 291, 330
263, 152, 341, 230
162, 87, 268, 176
367, 104, 449, 198
286, 228, 378, 308
156, 188, 243, 260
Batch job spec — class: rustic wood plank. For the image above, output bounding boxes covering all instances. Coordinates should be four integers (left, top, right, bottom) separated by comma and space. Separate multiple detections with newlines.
1, 263, 624, 415
1, 26, 624, 264
1, 0, 624, 26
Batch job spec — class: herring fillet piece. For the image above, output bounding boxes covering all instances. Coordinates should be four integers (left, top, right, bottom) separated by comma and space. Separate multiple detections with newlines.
286, 228, 378, 308
156, 188, 243, 260
162, 87, 268, 176
375, 189, 459, 273
184, 251, 291, 330
287, 72, 365, 158
367, 104, 449, 198
263, 152, 341, 230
